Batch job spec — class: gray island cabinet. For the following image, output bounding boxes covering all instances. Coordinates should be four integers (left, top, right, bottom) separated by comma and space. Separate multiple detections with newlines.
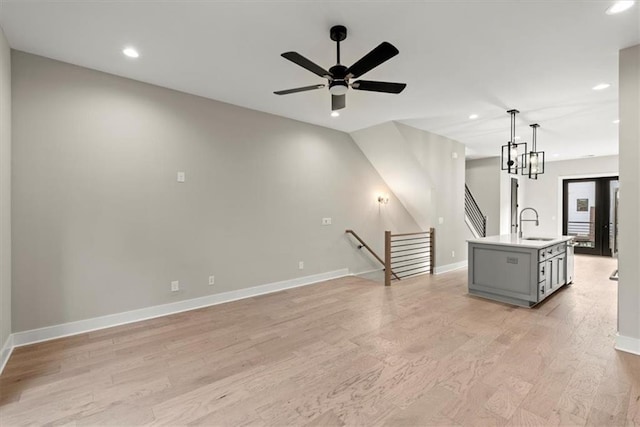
467, 235, 573, 307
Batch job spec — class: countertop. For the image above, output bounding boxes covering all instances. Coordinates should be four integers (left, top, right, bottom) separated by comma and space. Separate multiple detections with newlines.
467, 234, 573, 249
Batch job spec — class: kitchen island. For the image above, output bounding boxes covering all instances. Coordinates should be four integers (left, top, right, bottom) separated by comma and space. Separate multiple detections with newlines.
467, 235, 574, 307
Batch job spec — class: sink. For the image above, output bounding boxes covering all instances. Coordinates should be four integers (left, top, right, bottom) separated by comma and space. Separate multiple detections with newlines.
523, 237, 555, 241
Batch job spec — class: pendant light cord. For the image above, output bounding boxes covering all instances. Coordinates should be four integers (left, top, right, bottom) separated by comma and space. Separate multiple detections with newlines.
530, 124, 539, 152
507, 109, 519, 145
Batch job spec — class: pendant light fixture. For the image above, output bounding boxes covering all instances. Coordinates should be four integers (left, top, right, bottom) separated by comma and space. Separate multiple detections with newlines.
522, 124, 545, 179
501, 109, 527, 174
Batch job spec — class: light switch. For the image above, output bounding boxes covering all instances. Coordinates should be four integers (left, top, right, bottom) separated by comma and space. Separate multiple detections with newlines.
177, 172, 185, 183
438, 217, 444, 224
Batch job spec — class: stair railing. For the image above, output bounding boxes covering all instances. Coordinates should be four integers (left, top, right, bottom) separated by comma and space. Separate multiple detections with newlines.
345, 229, 400, 281
465, 184, 487, 237
384, 228, 435, 286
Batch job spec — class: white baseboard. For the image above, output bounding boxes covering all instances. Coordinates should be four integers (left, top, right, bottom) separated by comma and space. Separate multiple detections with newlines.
615, 333, 640, 356
351, 267, 384, 276
435, 260, 468, 275
0, 334, 14, 373
8, 268, 349, 353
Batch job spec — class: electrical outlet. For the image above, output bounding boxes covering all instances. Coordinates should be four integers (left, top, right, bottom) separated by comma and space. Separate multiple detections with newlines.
208, 275, 215, 286
177, 172, 185, 182
171, 280, 179, 292
298, 261, 304, 270
322, 218, 332, 226
451, 250, 456, 258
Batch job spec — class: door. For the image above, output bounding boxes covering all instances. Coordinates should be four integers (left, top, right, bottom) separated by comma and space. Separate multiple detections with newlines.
562, 177, 619, 256
511, 178, 518, 234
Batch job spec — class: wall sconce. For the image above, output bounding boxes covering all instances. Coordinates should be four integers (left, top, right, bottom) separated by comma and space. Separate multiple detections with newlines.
377, 194, 389, 204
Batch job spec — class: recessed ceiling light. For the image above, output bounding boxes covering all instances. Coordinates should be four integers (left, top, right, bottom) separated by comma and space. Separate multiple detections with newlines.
606, 1, 635, 15
331, 111, 340, 117
514, 136, 521, 140
592, 83, 610, 90
469, 114, 479, 120
613, 119, 620, 124
553, 153, 560, 157
122, 47, 139, 58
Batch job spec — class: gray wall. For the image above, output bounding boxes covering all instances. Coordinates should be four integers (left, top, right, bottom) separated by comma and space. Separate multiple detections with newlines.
394, 123, 466, 268
350, 121, 467, 269
0, 27, 11, 348
11, 51, 420, 332
521, 156, 618, 237
618, 44, 640, 345
465, 157, 500, 236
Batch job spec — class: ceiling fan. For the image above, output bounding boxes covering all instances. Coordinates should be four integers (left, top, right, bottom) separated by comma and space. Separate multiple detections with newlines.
274, 25, 406, 112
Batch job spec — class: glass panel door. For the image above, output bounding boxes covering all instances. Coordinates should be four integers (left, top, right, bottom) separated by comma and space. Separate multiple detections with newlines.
562, 177, 619, 256
566, 180, 597, 251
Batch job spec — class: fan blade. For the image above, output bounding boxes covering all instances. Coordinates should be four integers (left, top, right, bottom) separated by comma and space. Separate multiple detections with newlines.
346, 42, 399, 79
274, 84, 326, 95
351, 80, 406, 94
332, 94, 346, 111
281, 52, 333, 78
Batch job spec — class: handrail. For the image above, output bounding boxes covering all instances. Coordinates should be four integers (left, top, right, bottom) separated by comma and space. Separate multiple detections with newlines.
345, 229, 400, 281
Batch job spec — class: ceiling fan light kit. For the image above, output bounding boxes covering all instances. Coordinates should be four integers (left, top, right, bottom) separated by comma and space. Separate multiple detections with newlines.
329, 80, 348, 95
274, 25, 407, 112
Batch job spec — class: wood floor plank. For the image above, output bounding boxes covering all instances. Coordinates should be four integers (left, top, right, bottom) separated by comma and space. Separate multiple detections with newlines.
556, 357, 606, 419
0, 255, 636, 426
376, 384, 458, 426
483, 375, 533, 420
505, 408, 549, 427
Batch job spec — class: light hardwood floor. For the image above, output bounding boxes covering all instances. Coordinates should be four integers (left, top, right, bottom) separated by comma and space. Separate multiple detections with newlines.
0, 255, 638, 426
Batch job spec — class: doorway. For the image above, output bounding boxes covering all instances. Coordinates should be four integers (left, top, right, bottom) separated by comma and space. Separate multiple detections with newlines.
562, 177, 619, 256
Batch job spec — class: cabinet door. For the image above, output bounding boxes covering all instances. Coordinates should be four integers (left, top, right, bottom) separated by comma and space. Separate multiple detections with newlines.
545, 259, 553, 291
556, 256, 566, 285
469, 245, 539, 302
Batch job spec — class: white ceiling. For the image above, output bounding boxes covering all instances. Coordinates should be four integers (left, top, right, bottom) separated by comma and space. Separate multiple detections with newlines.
1, 1, 638, 160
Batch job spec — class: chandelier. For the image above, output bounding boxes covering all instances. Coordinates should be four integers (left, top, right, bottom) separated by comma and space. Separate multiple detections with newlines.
522, 124, 545, 179
501, 109, 527, 174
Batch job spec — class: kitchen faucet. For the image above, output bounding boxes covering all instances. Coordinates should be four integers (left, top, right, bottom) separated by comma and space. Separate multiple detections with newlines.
518, 207, 539, 238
